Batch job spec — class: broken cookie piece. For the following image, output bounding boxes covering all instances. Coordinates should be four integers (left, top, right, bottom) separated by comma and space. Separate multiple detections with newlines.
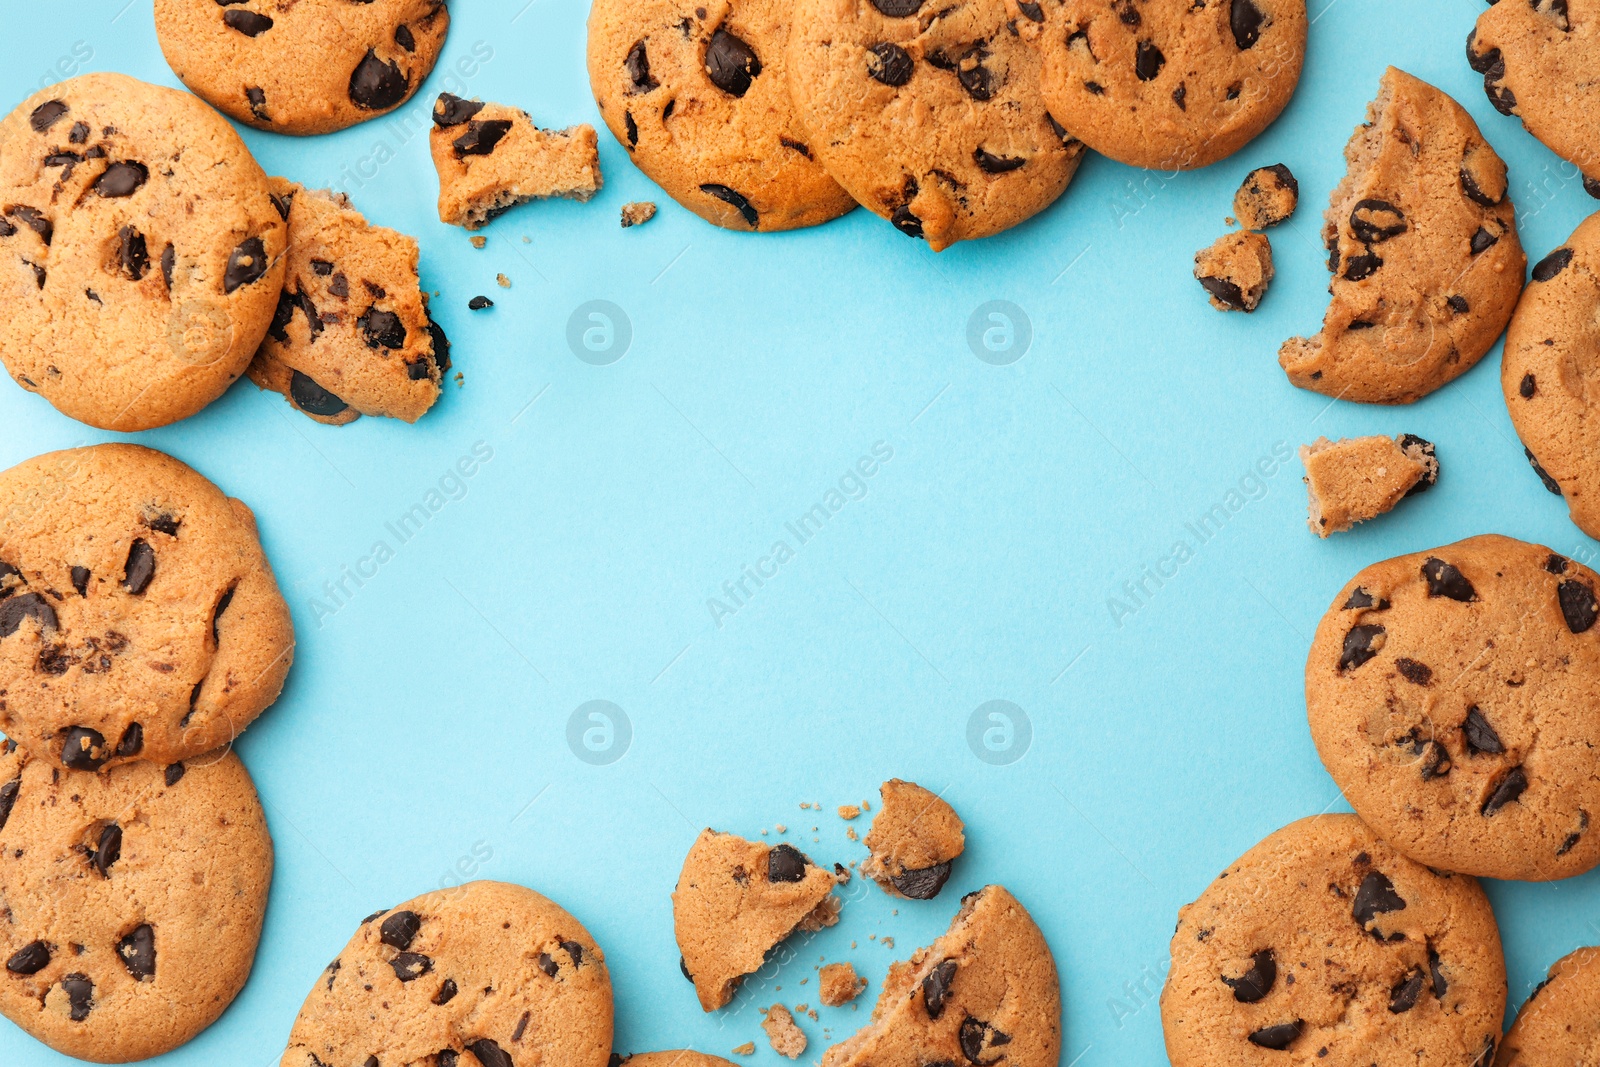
1300, 434, 1438, 537
821, 887, 1059, 1067
1235, 164, 1299, 230
763, 1005, 808, 1059
861, 780, 965, 900
621, 201, 658, 228
820, 962, 866, 1007
1194, 231, 1275, 312
430, 93, 602, 229
673, 829, 844, 1012
248, 179, 448, 425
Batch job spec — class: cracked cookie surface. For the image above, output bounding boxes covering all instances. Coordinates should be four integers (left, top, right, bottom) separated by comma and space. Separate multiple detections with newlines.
1306, 535, 1600, 881
0, 444, 294, 771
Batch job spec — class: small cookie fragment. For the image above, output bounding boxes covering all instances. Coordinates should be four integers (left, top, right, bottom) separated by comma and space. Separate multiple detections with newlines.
674, 830, 844, 1011
1300, 434, 1438, 537
732, 1043, 756, 1056
819, 963, 866, 1007
430, 93, 602, 229
838, 805, 861, 821
1235, 164, 1299, 230
861, 780, 965, 900
1497, 946, 1600, 1063
621, 201, 658, 228
1195, 232, 1274, 312
763, 1005, 807, 1059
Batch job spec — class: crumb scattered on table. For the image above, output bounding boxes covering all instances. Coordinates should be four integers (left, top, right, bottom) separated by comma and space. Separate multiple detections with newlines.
838, 805, 860, 820
762, 1005, 807, 1059
621, 201, 658, 228
731, 1043, 755, 1057
496, 273, 511, 288
470, 236, 487, 249
819, 962, 866, 1007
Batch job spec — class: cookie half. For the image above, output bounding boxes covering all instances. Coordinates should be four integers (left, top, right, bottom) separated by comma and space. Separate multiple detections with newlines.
1306, 535, 1600, 881
281, 880, 613, 1067
0, 741, 272, 1062
1496, 946, 1600, 1064
0, 444, 294, 771
1279, 68, 1525, 405
1162, 815, 1505, 1066
154, 0, 449, 135
0, 74, 287, 431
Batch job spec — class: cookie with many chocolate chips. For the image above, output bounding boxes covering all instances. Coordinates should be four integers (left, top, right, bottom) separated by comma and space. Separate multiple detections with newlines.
821, 886, 1059, 1067
1495, 946, 1600, 1065
861, 779, 965, 900
1024, 0, 1307, 171
0, 445, 294, 772
154, 0, 449, 135
1306, 535, 1600, 881
0, 74, 287, 431
674, 829, 844, 1011
786, 0, 1085, 252
281, 880, 613, 1067
1469, 1, 1600, 196
1162, 815, 1505, 1066
1279, 68, 1526, 405
248, 180, 448, 426
0, 740, 272, 1062
430, 95, 604, 229
587, 0, 858, 232
1501, 212, 1600, 538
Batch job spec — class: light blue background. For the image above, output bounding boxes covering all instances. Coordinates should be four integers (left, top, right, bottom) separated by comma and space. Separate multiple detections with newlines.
2, 1, 1597, 1063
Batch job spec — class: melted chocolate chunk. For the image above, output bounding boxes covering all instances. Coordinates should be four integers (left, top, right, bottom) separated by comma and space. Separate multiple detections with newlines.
225, 237, 270, 293
1482, 766, 1528, 816
700, 184, 758, 228
359, 308, 407, 349
767, 843, 808, 882
1422, 557, 1475, 601
94, 162, 148, 198
1389, 968, 1425, 1013
624, 40, 658, 93
350, 50, 409, 111
705, 29, 762, 97
6, 941, 51, 975
1352, 871, 1405, 926
1463, 707, 1504, 757
1135, 41, 1165, 81
870, 0, 924, 13
453, 120, 512, 157
891, 861, 953, 899
117, 226, 149, 280
380, 911, 421, 950
122, 539, 155, 594
290, 371, 349, 417
1349, 200, 1407, 244
61, 974, 94, 1020
434, 977, 459, 1003
1559, 579, 1599, 634
224, 10, 273, 36
434, 93, 485, 127
469, 1040, 513, 1067
1396, 658, 1432, 685
921, 959, 958, 1018
1230, 0, 1266, 49
1344, 588, 1389, 610
1222, 949, 1276, 1003
974, 147, 1025, 174
29, 100, 68, 133
1339, 624, 1386, 671
868, 42, 914, 86
1533, 248, 1575, 282
60, 726, 106, 770
0, 593, 58, 638
390, 952, 433, 982
91, 822, 122, 877
118, 924, 155, 980
1528, 449, 1562, 495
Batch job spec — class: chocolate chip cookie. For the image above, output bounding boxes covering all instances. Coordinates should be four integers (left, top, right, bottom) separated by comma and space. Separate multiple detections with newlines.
588, 0, 858, 232
861, 779, 965, 900
0, 444, 295, 772
0, 74, 287, 431
674, 829, 843, 1011
154, 0, 449, 135
1469, 1, 1600, 196
1162, 815, 1505, 1066
1300, 434, 1438, 536
1026, 0, 1307, 171
430, 95, 603, 229
1306, 535, 1600, 881
1279, 68, 1526, 405
0, 740, 272, 1062
786, 0, 1085, 252
1195, 230, 1274, 311
1495, 946, 1600, 1065
1235, 163, 1298, 230
248, 180, 448, 426
1502, 213, 1600, 538
281, 880, 613, 1067
821, 886, 1059, 1067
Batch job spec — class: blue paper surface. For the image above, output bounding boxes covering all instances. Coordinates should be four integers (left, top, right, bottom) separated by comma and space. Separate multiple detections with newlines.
2, 1, 1597, 1064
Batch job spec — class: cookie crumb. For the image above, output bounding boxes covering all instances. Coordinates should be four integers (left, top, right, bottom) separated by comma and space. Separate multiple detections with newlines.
1300, 435, 1439, 537
1194, 231, 1274, 312
775, 824, 787, 834
496, 273, 511, 288
838, 805, 860, 820
1234, 163, 1299, 230
731, 1044, 755, 1057
470, 236, 487, 249
882, 937, 894, 949
846, 827, 859, 841
454, 372, 464, 387
762, 1005, 807, 1059
621, 201, 658, 228
819, 962, 865, 1007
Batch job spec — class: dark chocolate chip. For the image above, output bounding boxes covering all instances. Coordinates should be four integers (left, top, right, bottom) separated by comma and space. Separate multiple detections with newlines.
0, 778, 18, 832
1429, 946, 1448, 997
161, 244, 175, 291
1344, 588, 1389, 610
870, 0, 924, 13
868, 42, 914, 86
359, 308, 407, 349
1339, 624, 1385, 671
1549, 554, 1571, 574
1349, 200, 1406, 244
1017, 1, 1044, 20
891, 861, 953, 899
1352, 871, 1405, 926
246, 87, 269, 122
1398, 435, 1437, 496
1135, 41, 1165, 81
122, 539, 155, 595
1460, 161, 1502, 207
1389, 968, 1425, 1013
973, 147, 1025, 174
1587, 176, 1600, 200
164, 763, 185, 787
468, 296, 494, 311
1471, 227, 1499, 255
117, 226, 149, 281
60, 974, 93, 1020
680, 956, 692, 981
892, 205, 924, 239
115, 723, 142, 758
959, 1017, 1011, 1065
1230, 0, 1266, 49
94, 162, 148, 198
8, 206, 51, 245
212, 586, 234, 644
60, 726, 106, 771
6, 941, 50, 975
91, 822, 122, 877
290, 371, 349, 417
537, 952, 558, 977
223, 9, 273, 35
1482, 766, 1528, 815
1559, 580, 1599, 634
1422, 557, 1475, 601
29, 101, 68, 133
434, 93, 485, 127
1521, 373, 1537, 399
1533, 248, 1575, 282
1416, 738, 1452, 781
767, 843, 808, 882
705, 28, 762, 97
624, 111, 639, 147
1463, 707, 1504, 757
1, 593, 58, 638
700, 183, 758, 228
1528, 449, 1563, 494
469, 1039, 513, 1067
1247, 1021, 1301, 1049
922, 959, 958, 1018
453, 120, 512, 156
390, 952, 433, 982
1447, 294, 1469, 313
1559, 813, 1588, 856
118, 924, 155, 980
380, 910, 421, 950
434, 977, 458, 1003
1343, 253, 1383, 281
1199, 276, 1247, 311
1396, 658, 1432, 685
624, 40, 659, 93
350, 50, 409, 111
562, 940, 584, 967
1221, 949, 1276, 1003
224, 237, 269, 293
68, 567, 90, 598
395, 24, 416, 51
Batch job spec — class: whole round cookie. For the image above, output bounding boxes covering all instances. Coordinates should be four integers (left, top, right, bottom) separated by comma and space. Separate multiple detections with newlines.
1162, 815, 1505, 1066
1306, 535, 1600, 882
786, 0, 1085, 251
1495, 946, 1600, 1064
1502, 213, 1600, 538
1470, 1, 1600, 195
0, 444, 295, 772
0, 740, 272, 1062
281, 880, 614, 1067
1279, 67, 1525, 405
587, 0, 858, 232
0, 73, 287, 431
1026, 0, 1307, 171
154, 0, 449, 135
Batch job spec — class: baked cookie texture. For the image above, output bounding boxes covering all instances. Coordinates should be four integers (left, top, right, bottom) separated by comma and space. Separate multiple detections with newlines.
820, 962, 866, 1006
248, 180, 447, 426
1161, 815, 1505, 1066
1235, 164, 1298, 230
0, 741, 272, 1063
281, 880, 613, 1067
786, 0, 1085, 252
1299, 434, 1437, 537
1495, 946, 1600, 1065
0, 73, 287, 431
1502, 212, 1600, 538
1470, 0, 1600, 194
1306, 535, 1600, 881
1195, 231, 1273, 312
821, 886, 1059, 1067
0, 445, 294, 772
430, 95, 603, 229
861, 779, 965, 900
1026, 0, 1307, 171
1279, 68, 1526, 405
154, 0, 449, 135
673, 829, 843, 1011
587, 0, 858, 232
